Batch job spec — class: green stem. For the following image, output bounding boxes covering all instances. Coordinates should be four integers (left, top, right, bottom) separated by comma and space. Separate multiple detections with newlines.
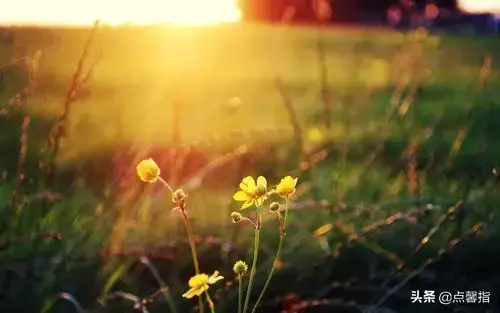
238, 274, 243, 313
199, 297, 204, 313
250, 235, 284, 313
251, 199, 288, 313
158, 176, 202, 313
242, 207, 262, 313
282, 197, 290, 234
181, 210, 200, 273
141, 259, 178, 313
157, 176, 174, 193
205, 291, 215, 313
181, 210, 203, 313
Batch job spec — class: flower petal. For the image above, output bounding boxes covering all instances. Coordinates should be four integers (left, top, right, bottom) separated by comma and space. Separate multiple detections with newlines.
257, 176, 267, 189
240, 176, 256, 192
208, 272, 224, 285
293, 177, 298, 187
241, 199, 254, 210
182, 285, 208, 298
197, 285, 209, 295
255, 196, 267, 207
233, 191, 250, 201
182, 287, 198, 299
188, 274, 208, 287
276, 178, 285, 190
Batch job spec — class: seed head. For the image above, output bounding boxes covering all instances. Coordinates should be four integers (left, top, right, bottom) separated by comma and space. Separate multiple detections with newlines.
233, 260, 248, 276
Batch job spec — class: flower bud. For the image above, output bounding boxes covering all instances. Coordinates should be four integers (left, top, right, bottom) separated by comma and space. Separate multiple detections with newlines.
255, 183, 267, 197
136, 158, 160, 183
172, 189, 187, 203
233, 260, 248, 276
231, 212, 243, 223
269, 202, 281, 213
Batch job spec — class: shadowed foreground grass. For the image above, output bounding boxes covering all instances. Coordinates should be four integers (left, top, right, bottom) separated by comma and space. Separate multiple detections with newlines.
1, 22, 500, 313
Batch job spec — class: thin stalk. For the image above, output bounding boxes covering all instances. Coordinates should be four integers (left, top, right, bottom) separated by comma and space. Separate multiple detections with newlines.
198, 298, 204, 313
157, 176, 174, 194
180, 210, 200, 274
316, 25, 331, 129
158, 176, 202, 313
180, 209, 203, 313
251, 199, 289, 313
205, 291, 215, 313
46, 21, 99, 187
140, 258, 179, 313
242, 207, 262, 313
238, 274, 243, 313
283, 197, 290, 234
250, 237, 284, 313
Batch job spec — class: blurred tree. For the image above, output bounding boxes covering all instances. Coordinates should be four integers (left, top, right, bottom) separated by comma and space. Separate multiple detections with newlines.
237, 0, 460, 24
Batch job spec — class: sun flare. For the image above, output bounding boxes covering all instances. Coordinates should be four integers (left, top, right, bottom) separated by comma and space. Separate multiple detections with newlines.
458, 0, 500, 13
0, 0, 242, 26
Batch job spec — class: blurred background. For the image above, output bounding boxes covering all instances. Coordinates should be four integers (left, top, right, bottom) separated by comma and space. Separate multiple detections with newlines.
1, 0, 500, 313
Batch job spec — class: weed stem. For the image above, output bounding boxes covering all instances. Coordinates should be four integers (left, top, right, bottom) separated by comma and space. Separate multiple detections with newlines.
159, 176, 202, 313
205, 291, 215, 313
157, 176, 174, 194
242, 207, 262, 313
180, 209, 204, 313
251, 198, 288, 313
238, 274, 243, 313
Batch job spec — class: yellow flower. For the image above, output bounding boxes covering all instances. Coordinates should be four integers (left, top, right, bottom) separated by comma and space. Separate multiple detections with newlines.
136, 158, 160, 183
182, 271, 224, 299
233, 176, 268, 210
275, 176, 298, 198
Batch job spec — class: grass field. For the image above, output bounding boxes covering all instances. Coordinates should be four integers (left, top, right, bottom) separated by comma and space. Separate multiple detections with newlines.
3, 24, 499, 146
1, 22, 500, 313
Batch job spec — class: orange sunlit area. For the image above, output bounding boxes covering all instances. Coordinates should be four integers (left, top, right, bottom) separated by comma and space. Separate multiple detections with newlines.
0, 0, 242, 26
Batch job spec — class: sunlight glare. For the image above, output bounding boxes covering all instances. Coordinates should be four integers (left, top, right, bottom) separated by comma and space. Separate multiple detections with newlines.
457, 0, 500, 14
0, 0, 242, 26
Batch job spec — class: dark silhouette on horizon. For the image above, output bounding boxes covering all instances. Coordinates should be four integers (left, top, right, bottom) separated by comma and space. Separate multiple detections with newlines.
238, 0, 460, 24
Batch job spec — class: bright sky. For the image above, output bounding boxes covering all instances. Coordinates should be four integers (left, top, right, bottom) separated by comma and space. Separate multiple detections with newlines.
0, 0, 498, 26
0, 0, 242, 26
458, 0, 500, 13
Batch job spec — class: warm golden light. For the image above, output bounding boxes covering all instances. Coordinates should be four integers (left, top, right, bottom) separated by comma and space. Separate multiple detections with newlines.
0, 0, 242, 26
458, 0, 500, 14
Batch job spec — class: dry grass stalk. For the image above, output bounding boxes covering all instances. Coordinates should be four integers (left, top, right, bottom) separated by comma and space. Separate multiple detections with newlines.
45, 20, 99, 186
9, 50, 42, 218
313, 0, 333, 129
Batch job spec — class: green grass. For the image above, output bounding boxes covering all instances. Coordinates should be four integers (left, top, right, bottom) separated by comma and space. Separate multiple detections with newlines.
3, 25, 498, 144
5, 23, 497, 150
1, 22, 500, 313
